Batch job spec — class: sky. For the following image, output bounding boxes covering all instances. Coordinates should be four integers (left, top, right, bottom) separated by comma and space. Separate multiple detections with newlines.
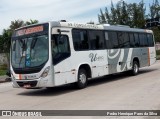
0, 0, 152, 34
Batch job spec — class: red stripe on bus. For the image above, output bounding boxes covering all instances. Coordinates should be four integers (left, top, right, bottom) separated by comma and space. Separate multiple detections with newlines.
19, 74, 22, 80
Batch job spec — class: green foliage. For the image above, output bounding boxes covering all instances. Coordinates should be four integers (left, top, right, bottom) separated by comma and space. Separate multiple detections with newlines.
98, 0, 160, 42
0, 64, 7, 76
98, 0, 146, 28
156, 50, 160, 55
0, 19, 39, 53
25, 19, 39, 25
156, 50, 160, 60
0, 29, 12, 53
0, 64, 7, 70
151, 27, 160, 42
0, 70, 6, 76
149, 0, 160, 18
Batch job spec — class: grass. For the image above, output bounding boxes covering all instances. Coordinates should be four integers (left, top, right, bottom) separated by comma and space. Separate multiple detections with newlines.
0, 64, 7, 76
156, 50, 160, 55
0, 70, 6, 76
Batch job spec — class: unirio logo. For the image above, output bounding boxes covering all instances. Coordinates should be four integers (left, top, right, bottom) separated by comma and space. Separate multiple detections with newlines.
89, 53, 104, 62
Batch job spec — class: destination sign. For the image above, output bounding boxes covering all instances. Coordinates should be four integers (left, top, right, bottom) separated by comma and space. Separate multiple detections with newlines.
13, 23, 49, 37
15, 26, 43, 36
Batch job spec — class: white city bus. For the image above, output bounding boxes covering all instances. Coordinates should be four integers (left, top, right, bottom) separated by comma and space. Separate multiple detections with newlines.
10, 21, 156, 89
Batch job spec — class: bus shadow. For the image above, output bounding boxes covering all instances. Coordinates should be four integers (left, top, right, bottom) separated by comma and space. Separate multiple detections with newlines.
88, 68, 157, 87
17, 84, 77, 96
18, 68, 157, 97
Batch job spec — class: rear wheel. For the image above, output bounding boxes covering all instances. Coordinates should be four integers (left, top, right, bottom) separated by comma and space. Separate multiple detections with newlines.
76, 68, 88, 89
131, 61, 139, 75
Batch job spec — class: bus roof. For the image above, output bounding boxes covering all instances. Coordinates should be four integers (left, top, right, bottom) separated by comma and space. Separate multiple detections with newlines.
15, 20, 153, 34
50, 21, 153, 34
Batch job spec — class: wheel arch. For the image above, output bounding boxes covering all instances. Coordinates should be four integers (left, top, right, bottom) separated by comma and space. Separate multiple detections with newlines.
133, 57, 140, 67
77, 63, 92, 79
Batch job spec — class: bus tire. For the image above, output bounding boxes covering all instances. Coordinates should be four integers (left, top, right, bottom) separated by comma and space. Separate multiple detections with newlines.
76, 68, 88, 89
131, 61, 139, 75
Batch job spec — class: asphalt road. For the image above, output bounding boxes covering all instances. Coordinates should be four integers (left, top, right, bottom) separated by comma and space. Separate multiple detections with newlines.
0, 61, 160, 119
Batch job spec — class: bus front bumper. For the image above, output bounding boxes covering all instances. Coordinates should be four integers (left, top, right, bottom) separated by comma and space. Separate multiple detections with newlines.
12, 75, 54, 89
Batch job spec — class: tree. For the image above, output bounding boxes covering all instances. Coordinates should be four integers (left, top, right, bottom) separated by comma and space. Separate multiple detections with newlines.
149, 0, 160, 18
9, 19, 24, 32
25, 19, 39, 25
98, 0, 146, 28
98, 9, 107, 24
0, 19, 39, 54
0, 29, 12, 53
98, 0, 160, 43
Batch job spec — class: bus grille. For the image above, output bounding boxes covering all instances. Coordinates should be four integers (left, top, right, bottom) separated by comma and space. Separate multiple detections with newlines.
17, 81, 37, 87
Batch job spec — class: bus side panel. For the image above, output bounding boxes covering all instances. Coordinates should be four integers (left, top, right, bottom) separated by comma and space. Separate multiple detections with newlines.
107, 48, 134, 73
54, 57, 76, 86
120, 48, 133, 71
140, 47, 149, 67
130, 48, 142, 67
107, 49, 121, 74
90, 50, 108, 77
149, 47, 156, 65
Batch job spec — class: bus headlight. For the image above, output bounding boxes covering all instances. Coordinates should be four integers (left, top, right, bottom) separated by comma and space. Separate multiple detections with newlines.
41, 66, 50, 78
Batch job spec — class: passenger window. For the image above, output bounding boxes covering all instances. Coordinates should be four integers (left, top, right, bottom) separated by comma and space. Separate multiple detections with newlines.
89, 30, 105, 50
134, 33, 139, 47
107, 31, 119, 49
118, 32, 130, 48
139, 34, 148, 47
72, 29, 89, 51
147, 34, 154, 47
129, 33, 135, 47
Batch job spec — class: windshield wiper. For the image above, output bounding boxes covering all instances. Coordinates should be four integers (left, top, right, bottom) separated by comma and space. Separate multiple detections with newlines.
19, 40, 26, 68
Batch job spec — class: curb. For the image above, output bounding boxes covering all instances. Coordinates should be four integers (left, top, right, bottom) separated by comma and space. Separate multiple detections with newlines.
0, 75, 11, 83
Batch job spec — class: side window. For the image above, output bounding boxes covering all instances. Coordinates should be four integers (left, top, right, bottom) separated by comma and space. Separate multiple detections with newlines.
118, 32, 130, 48
139, 34, 148, 47
51, 35, 70, 65
134, 33, 139, 47
107, 31, 119, 49
105, 32, 111, 49
129, 33, 135, 47
89, 30, 105, 50
72, 29, 89, 51
147, 34, 154, 47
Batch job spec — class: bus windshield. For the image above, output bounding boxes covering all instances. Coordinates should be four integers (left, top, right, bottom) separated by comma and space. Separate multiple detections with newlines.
11, 34, 49, 68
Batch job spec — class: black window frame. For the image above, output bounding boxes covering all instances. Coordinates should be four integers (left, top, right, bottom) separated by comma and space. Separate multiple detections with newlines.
88, 29, 106, 50
129, 32, 135, 48
72, 29, 89, 51
106, 31, 119, 49
139, 33, 148, 47
117, 32, 130, 48
147, 33, 154, 47
134, 33, 140, 47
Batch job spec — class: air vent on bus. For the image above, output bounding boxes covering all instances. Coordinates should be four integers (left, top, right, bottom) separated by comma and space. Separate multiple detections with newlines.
60, 20, 67, 22
114, 25, 130, 28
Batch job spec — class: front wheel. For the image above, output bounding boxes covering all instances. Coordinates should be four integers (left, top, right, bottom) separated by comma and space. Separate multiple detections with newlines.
131, 61, 139, 75
76, 68, 88, 89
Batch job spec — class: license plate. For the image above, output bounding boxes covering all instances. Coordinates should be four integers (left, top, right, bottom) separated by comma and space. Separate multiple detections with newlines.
23, 84, 31, 88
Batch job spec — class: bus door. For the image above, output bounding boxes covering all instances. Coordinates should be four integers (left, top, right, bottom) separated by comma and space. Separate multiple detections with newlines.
51, 28, 75, 85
